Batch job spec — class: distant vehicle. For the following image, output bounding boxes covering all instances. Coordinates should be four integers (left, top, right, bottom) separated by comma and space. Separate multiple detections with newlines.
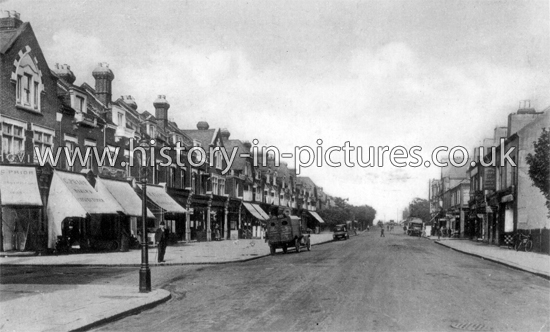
407, 219, 423, 237
266, 215, 311, 255
333, 224, 350, 241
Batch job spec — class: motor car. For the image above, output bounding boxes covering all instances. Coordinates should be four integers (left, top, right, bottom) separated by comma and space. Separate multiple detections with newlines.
266, 215, 311, 255
333, 224, 350, 240
407, 221, 423, 236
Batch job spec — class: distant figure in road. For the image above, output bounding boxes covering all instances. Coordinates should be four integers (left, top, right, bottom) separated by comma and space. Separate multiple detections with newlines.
380, 227, 385, 237
437, 227, 442, 240
367, 225, 370, 232
403, 225, 407, 234
155, 222, 168, 263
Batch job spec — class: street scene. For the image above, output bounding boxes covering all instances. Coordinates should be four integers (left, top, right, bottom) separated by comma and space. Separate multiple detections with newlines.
1, 1, 549, 331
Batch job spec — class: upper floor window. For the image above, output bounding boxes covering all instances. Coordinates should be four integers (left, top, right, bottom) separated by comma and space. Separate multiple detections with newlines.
75, 96, 85, 112
1, 119, 26, 156
64, 135, 78, 171
147, 124, 155, 138
14, 51, 43, 112
33, 126, 54, 164
219, 178, 225, 196
212, 176, 218, 194
117, 113, 124, 127
215, 151, 223, 170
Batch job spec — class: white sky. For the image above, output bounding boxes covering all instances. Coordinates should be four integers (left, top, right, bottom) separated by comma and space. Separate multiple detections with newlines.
5, 0, 549, 221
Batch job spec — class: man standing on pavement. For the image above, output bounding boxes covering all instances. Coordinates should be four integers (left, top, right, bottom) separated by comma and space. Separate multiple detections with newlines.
155, 222, 168, 263
380, 226, 385, 237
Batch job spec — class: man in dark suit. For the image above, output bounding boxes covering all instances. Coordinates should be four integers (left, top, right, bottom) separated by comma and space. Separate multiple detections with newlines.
155, 222, 168, 263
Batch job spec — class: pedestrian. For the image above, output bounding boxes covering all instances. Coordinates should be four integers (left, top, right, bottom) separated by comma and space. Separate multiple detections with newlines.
155, 221, 168, 263
214, 224, 221, 241
367, 225, 370, 232
380, 227, 385, 237
437, 226, 441, 240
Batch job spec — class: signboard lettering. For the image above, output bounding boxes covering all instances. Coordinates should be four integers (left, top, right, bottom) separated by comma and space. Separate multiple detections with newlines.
484, 167, 496, 191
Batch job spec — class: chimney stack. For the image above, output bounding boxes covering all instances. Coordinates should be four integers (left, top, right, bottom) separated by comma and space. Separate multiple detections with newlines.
92, 62, 114, 106
0, 10, 22, 30
220, 128, 230, 141
517, 100, 535, 114
52, 63, 76, 84
153, 95, 170, 129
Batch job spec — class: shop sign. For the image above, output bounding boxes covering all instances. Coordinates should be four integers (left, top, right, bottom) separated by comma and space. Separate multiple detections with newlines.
99, 166, 126, 179
484, 167, 496, 190
189, 208, 194, 214
1, 151, 29, 164
0, 166, 42, 206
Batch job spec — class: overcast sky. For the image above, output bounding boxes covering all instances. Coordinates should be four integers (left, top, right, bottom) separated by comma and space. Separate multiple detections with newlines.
5, 0, 549, 220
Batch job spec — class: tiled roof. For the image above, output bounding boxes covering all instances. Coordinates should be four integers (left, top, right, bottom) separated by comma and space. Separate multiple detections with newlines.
297, 176, 317, 190
181, 129, 217, 147
223, 139, 249, 170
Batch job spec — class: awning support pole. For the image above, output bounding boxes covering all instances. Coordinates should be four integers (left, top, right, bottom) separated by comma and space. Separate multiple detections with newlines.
224, 198, 229, 240
185, 193, 192, 242
206, 195, 212, 241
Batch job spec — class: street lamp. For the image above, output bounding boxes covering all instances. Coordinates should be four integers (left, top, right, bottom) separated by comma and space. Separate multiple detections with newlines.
139, 138, 151, 293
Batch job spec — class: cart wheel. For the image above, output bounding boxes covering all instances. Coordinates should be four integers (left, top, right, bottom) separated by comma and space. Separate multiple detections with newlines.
307, 239, 311, 251
295, 239, 300, 253
282, 245, 287, 254
269, 245, 275, 255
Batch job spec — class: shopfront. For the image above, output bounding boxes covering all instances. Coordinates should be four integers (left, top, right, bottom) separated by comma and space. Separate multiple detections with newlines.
96, 177, 154, 250
307, 211, 326, 233
242, 202, 269, 238
138, 184, 186, 243
0, 165, 44, 251
46, 170, 121, 250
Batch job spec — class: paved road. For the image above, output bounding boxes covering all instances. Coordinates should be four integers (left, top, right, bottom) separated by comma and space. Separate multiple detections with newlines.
2, 232, 549, 331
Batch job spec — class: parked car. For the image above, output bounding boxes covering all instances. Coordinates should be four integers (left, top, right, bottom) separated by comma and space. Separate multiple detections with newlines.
266, 215, 311, 255
333, 224, 350, 240
407, 221, 423, 237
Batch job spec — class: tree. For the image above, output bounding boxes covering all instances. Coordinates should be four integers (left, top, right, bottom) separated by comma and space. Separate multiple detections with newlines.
526, 128, 550, 216
317, 197, 376, 229
408, 198, 430, 223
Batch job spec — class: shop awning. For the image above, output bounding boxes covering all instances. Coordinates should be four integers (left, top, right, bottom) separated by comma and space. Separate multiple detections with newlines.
243, 202, 268, 221
308, 211, 325, 224
251, 203, 270, 220
96, 178, 154, 218
0, 166, 42, 206
46, 171, 121, 248
138, 184, 186, 214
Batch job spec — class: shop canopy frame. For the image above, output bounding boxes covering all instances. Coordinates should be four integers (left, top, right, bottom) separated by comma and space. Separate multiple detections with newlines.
46, 171, 122, 248
242, 202, 270, 222
96, 177, 155, 218
137, 184, 187, 215
308, 211, 326, 224
0, 166, 43, 207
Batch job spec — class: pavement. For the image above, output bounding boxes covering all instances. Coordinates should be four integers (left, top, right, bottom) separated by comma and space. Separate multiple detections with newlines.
428, 236, 550, 280
0, 233, 334, 332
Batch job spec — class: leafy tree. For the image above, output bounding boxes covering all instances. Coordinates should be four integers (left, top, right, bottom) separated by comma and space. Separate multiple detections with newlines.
526, 128, 550, 216
317, 197, 376, 229
408, 198, 430, 223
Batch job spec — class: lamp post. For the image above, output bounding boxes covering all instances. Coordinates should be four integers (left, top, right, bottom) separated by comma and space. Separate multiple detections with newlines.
139, 138, 151, 293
